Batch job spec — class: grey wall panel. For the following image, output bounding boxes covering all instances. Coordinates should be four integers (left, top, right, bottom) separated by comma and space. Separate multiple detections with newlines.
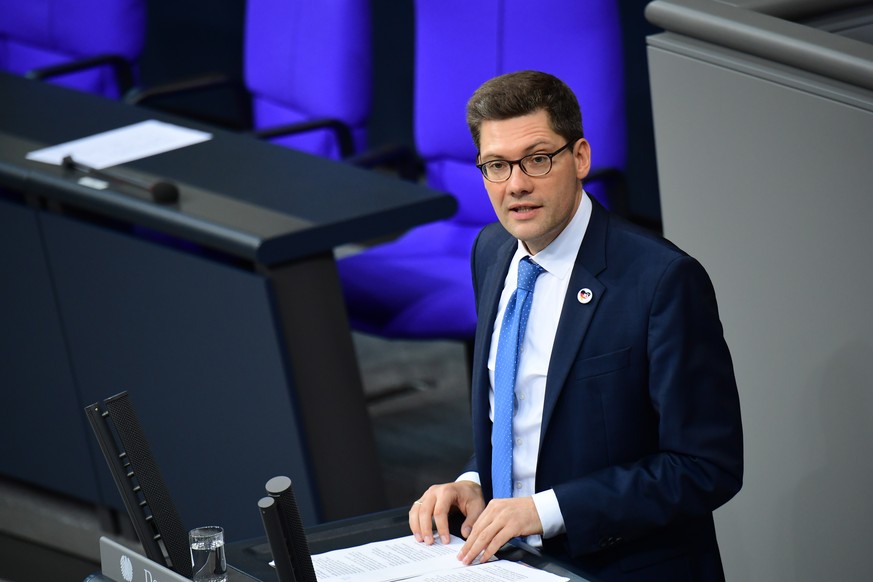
648, 36, 873, 581
0, 198, 99, 501
40, 211, 316, 539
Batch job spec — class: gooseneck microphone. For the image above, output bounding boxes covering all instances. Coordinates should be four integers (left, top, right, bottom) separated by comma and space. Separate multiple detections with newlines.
62, 155, 179, 204
263, 476, 317, 582
258, 497, 299, 582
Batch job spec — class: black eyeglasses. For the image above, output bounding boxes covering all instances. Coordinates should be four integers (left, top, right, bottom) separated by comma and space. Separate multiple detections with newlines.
476, 139, 578, 183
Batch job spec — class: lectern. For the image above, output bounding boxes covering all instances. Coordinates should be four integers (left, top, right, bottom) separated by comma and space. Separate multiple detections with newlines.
0, 72, 457, 538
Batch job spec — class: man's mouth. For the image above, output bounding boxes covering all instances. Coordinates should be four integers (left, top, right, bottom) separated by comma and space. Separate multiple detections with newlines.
510, 205, 539, 215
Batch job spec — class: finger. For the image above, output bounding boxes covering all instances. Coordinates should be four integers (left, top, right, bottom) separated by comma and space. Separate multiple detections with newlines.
477, 526, 513, 565
432, 494, 454, 545
458, 535, 476, 563
459, 525, 492, 565
408, 499, 425, 542
459, 499, 485, 539
460, 517, 474, 540
417, 494, 438, 545
458, 508, 494, 564
462, 517, 512, 566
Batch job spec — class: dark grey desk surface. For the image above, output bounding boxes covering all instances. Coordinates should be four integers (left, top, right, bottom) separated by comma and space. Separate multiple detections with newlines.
226, 508, 595, 582
0, 71, 457, 266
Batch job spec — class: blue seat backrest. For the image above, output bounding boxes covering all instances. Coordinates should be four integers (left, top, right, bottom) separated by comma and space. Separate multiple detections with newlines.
243, 0, 372, 159
414, 0, 626, 226
338, 0, 627, 342
0, 0, 146, 98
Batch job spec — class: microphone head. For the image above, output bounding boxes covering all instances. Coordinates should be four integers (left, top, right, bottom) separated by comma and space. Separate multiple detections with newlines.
150, 181, 179, 204
265, 476, 293, 496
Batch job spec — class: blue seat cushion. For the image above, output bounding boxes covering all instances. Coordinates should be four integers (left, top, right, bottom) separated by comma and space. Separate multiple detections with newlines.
338, 222, 483, 340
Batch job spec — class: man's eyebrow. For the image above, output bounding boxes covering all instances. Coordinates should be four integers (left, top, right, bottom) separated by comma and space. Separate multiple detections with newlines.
480, 140, 552, 161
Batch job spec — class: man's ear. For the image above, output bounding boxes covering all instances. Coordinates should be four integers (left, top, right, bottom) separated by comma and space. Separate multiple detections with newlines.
574, 138, 591, 180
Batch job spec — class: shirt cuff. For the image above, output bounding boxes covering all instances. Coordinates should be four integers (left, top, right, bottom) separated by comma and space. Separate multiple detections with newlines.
532, 489, 566, 539
456, 472, 481, 485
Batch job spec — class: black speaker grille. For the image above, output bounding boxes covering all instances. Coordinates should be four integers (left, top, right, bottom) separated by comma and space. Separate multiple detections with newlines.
266, 476, 317, 582
105, 393, 193, 578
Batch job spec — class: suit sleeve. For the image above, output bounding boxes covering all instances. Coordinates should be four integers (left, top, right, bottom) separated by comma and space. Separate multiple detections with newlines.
464, 227, 488, 479
552, 254, 743, 557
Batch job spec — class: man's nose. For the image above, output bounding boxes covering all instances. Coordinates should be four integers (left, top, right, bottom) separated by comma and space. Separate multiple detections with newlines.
506, 163, 533, 196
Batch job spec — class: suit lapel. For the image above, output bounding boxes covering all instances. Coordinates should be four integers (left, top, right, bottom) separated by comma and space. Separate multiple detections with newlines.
471, 233, 516, 492
540, 201, 610, 448
473, 237, 515, 375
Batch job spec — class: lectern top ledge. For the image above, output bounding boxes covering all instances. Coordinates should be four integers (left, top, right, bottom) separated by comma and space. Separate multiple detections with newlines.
0, 72, 458, 267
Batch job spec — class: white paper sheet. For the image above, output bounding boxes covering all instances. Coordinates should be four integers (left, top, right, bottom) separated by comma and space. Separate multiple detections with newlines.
25, 119, 212, 169
312, 535, 466, 582
406, 560, 570, 582
310, 535, 569, 582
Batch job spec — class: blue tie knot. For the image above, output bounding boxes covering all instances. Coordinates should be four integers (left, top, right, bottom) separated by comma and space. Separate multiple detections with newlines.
518, 257, 545, 292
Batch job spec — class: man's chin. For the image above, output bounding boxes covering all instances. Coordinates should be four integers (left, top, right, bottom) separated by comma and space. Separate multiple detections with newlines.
502, 224, 542, 247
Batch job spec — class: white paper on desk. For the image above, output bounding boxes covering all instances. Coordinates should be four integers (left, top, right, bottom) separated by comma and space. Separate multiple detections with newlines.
405, 560, 570, 582
25, 119, 212, 169
311, 535, 468, 582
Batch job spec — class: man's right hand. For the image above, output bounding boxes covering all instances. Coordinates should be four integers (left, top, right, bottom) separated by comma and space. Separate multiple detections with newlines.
408, 481, 485, 546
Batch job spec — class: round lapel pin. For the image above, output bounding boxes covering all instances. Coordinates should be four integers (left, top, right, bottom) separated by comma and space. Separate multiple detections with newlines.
577, 288, 593, 304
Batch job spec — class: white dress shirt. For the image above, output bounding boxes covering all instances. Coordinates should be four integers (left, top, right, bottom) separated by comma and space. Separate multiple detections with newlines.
459, 192, 592, 545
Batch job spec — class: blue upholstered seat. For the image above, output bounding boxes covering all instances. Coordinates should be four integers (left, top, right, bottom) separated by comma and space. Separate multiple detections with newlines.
338, 0, 626, 341
126, 0, 371, 160
244, 0, 371, 159
0, 0, 146, 98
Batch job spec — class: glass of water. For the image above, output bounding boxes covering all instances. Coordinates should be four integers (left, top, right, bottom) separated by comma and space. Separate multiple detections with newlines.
189, 525, 227, 582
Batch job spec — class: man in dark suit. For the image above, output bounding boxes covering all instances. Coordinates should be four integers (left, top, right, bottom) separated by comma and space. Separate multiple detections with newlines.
408, 71, 743, 580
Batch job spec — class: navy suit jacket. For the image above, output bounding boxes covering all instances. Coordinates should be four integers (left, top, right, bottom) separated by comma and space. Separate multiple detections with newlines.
468, 198, 743, 581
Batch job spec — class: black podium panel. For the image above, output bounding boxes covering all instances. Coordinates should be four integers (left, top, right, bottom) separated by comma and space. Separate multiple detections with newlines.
40, 211, 316, 538
0, 198, 99, 501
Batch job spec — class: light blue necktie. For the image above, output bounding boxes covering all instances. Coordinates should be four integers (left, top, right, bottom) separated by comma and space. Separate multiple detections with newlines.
492, 256, 545, 499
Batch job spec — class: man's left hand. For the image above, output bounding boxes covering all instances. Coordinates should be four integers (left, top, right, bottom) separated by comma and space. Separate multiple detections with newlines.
457, 497, 543, 565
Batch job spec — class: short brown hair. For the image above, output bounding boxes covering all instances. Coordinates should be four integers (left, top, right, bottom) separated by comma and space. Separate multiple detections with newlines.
466, 70, 584, 152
